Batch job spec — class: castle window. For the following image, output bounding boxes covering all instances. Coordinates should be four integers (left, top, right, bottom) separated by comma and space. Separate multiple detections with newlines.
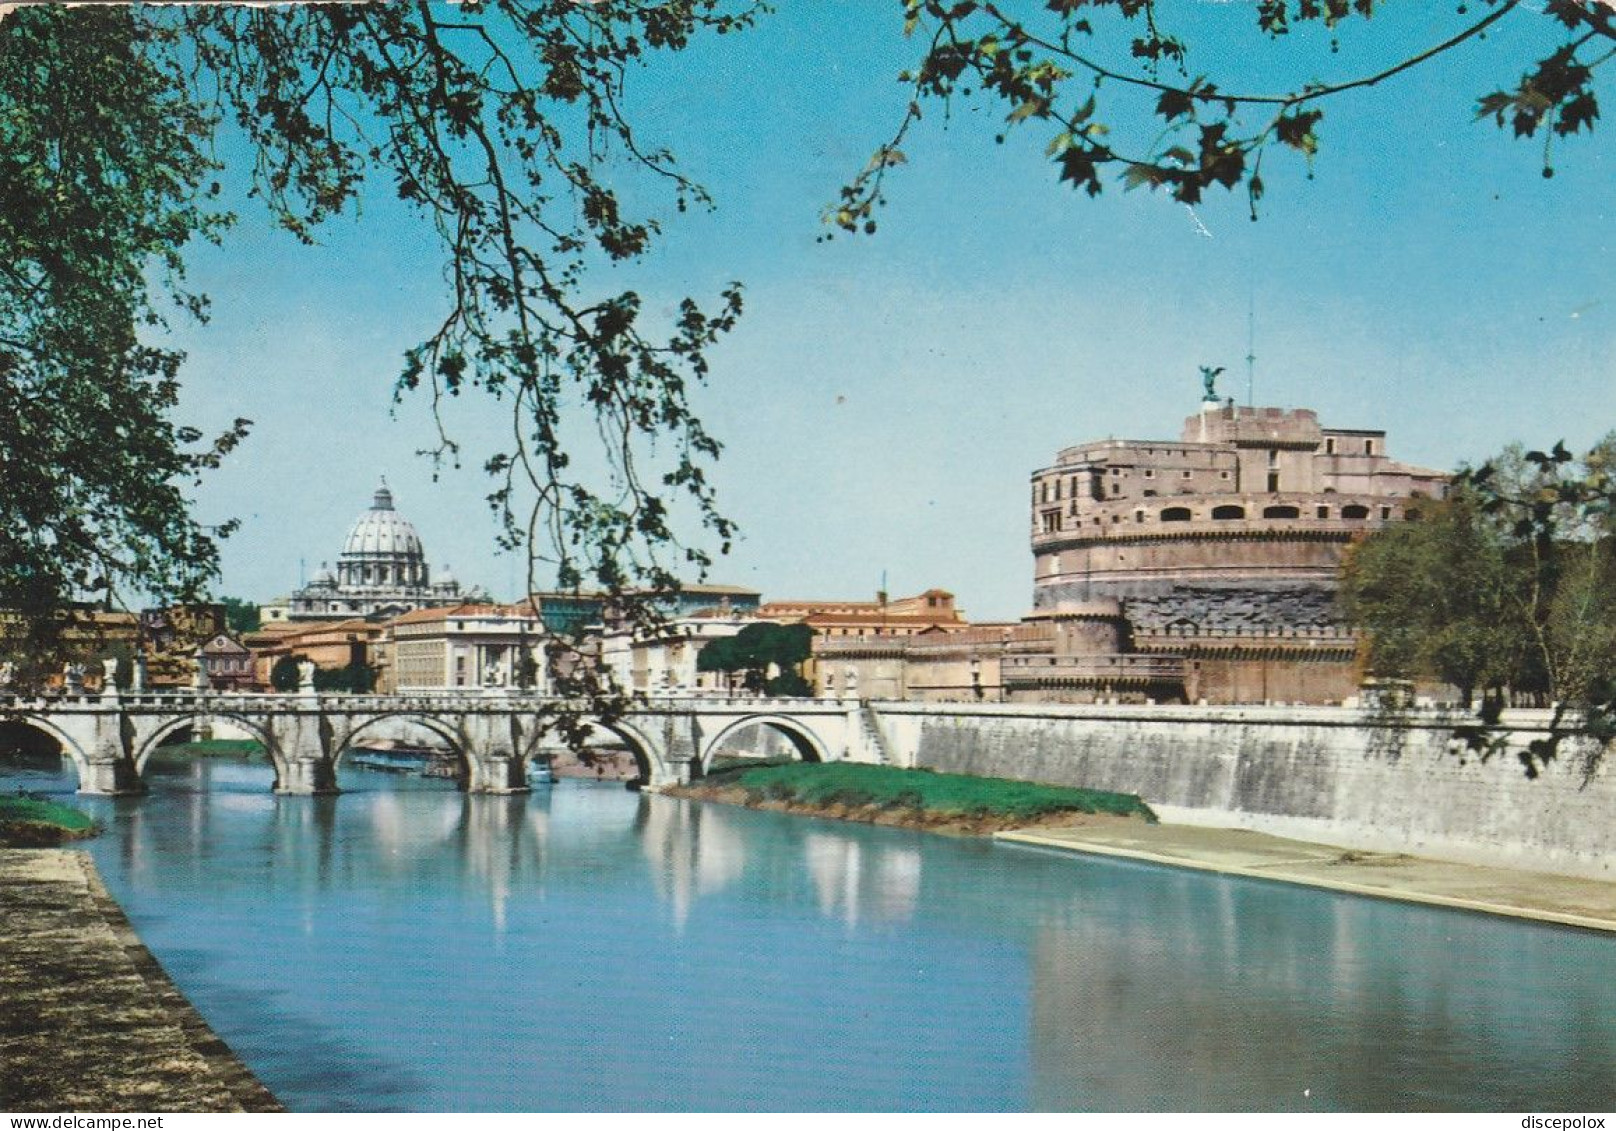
1211, 505, 1245, 520
1135, 510, 1146, 523
1220, 471, 1230, 480
1110, 482, 1121, 496
1317, 505, 1330, 519
1325, 437, 1337, 455
1143, 489, 1157, 497
1267, 472, 1280, 492
1161, 507, 1192, 522
1268, 449, 1279, 467
1144, 469, 1155, 479
1263, 505, 1300, 519
1342, 504, 1370, 520
1041, 511, 1062, 534
1380, 506, 1393, 520
1182, 470, 1193, 479
1365, 439, 1376, 455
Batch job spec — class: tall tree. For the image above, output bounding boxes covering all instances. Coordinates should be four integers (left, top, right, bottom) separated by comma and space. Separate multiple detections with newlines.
0, 7, 246, 679
1341, 436, 1616, 776
697, 622, 815, 696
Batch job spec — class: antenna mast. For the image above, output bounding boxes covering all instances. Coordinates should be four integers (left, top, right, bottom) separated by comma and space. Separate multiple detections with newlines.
1246, 282, 1256, 407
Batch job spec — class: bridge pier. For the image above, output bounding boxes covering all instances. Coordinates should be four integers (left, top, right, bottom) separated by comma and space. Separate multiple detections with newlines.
658, 716, 697, 787
275, 757, 339, 795
78, 758, 145, 797
459, 714, 531, 795
73, 713, 145, 797
265, 714, 339, 796
465, 755, 529, 794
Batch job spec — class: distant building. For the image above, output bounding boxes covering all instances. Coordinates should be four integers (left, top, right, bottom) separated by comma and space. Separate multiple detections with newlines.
524, 583, 762, 636
387, 603, 547, 693
288, 481, 483, 621
771, 589, 969, 700
195, 633, 254, 692
762, 589, 965, 637
1026, 398, 1446, 703
245, 618, 387, 690
598, 610, 762, 697
140, 604, 226, 688
814, 398, 1448, 706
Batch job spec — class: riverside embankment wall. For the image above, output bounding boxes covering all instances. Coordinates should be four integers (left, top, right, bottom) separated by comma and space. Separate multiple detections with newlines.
866, 703, 1614, 880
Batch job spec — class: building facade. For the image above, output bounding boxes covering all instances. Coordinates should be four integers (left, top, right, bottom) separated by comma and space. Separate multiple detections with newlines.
387, 603, 548, 693
1030, 400, 1447, 615
811, 399, 1446, 707
288, 482, 480, 621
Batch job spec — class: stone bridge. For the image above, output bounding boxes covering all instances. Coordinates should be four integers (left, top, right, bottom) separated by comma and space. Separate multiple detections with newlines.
0, 689, 894, 796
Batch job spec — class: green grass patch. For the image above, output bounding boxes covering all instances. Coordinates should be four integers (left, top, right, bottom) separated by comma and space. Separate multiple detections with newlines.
0, 794, 99, 846
151, 739, 264, 760
706, 762, 1155, 823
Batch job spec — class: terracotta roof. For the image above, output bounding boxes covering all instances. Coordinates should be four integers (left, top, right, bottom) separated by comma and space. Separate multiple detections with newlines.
389, 602, 541, 626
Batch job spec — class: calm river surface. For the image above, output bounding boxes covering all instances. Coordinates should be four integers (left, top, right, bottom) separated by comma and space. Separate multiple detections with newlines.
5, 751, 1615, 1112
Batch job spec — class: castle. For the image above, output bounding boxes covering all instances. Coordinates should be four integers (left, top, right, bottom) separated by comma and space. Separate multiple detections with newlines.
814, 394, 1447, 704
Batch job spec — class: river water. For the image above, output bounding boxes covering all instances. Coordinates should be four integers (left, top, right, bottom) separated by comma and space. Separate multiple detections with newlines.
5, 751, 1615, 1112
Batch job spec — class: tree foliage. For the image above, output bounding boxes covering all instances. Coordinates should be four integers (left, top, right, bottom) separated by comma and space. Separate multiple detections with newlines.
0, 7, 247, 680
835, 0, 1615, 232
697, 621, 815, 696
221, 598, 261, 636
1341, 436, 1616, 777
0, 1, 759, 699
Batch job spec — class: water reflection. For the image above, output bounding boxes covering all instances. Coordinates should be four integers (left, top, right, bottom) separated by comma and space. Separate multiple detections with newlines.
637, 795, 746, 929
1023, 861, 1616, 1111
803, 831, 921, 927
16, 746, 1612, 1113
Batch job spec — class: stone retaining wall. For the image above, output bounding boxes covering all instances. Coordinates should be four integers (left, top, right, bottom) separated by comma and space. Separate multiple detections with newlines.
867, 703, 1614, 880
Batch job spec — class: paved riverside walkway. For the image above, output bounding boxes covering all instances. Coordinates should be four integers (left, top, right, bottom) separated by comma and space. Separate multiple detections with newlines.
0, 850, 281, 1112
997, 823, 1616, 933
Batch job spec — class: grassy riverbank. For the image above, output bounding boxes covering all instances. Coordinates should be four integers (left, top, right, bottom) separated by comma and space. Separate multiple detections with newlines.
670, 762, 1155, 834
152, 739, 264, 760
0, 794, 99, 847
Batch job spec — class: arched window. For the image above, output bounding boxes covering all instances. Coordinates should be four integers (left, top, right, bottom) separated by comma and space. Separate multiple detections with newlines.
1161, 506, 1192, 522
1211, 505, 1245, 520
1262, 505, 1300, 519
1341, 504, 1370, 520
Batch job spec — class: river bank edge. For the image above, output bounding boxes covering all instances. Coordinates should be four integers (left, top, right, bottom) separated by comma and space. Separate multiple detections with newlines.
658, 782, 1616, 934
0, 849, 283, 1113
657, 780, 1150, 837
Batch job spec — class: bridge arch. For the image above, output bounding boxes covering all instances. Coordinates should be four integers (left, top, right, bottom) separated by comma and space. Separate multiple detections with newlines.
334, 713, 468, 762
1, 713, 90, 784
582, 716, 669, 787
132, 713, 281, 782
697, 713, 830, 775
328, 712, 473, 788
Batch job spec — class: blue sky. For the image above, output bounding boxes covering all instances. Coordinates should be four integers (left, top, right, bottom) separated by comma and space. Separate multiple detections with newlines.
169, 2, 1614, 621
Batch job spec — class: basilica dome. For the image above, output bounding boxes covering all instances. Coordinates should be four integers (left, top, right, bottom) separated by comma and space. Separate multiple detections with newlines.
341, 483, 425, 561
334, 481, 429, 591
289, 480, 471, 620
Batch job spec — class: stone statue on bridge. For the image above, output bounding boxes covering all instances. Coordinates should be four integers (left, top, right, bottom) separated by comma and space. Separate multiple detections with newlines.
0, 661, 13, 688
297, 659, 316, 696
